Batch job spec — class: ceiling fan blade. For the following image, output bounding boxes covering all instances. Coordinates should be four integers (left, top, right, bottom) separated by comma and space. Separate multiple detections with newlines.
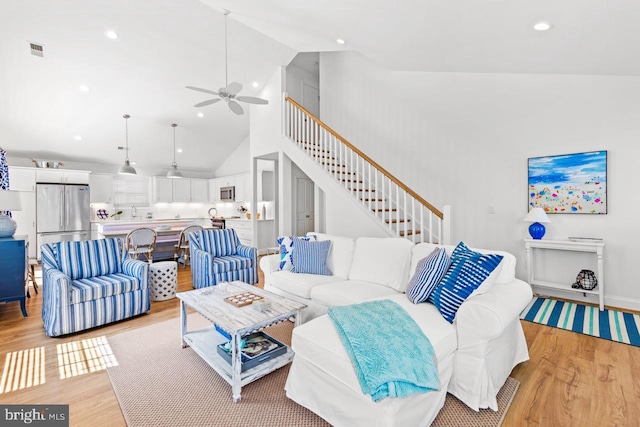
226, 82, 243, 96
194, 98, 222, 108
228, 100, 244, 115
185, 86, 219, 96
236, 96, 269, 105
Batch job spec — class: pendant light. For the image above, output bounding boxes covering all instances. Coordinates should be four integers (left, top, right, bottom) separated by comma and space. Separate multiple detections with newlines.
118, 114, 137, 175
166, 123, 183, 178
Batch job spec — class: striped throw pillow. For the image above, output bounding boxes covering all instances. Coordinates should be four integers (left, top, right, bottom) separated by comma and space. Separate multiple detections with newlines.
290, 236, 332, 275
277, 235, 317, 271
406, 248, 451, 304
428, 242, 503, 323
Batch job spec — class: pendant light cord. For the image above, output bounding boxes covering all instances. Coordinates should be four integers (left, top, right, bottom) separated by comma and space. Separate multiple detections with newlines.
123, 114, 130, 161
224, 10, 229, 89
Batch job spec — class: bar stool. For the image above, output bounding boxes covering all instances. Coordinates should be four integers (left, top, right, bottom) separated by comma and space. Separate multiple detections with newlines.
174, 225, 203, 268
125, 227, 157, 263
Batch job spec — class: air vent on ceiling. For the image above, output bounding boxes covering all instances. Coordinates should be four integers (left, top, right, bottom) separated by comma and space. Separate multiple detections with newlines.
117, 146, 124, 150
29, 42, 44, 57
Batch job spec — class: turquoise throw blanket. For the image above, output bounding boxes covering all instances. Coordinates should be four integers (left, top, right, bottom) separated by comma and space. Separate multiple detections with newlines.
328, 300, 439, 402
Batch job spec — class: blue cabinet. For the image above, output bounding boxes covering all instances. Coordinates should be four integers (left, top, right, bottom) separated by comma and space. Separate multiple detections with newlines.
0, 235, 28, 317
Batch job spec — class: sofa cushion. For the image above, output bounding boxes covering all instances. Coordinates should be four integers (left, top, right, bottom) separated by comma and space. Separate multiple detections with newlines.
310, 280, 399, 307
406, 248, 451, 304
70, 273, 140, 304
56, 238, 123, 280
307, 233, 355, 279
213, 255, 253, 274
291, 237, 332, 275
278, 235, 317, 271
428, 242, 504, 323
348, 237, 414, 292
291, 293, 457, 396
269, 270, 344, 299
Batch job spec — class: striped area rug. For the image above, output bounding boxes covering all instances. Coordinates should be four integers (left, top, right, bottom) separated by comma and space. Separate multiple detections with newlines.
520, 297, 640, 347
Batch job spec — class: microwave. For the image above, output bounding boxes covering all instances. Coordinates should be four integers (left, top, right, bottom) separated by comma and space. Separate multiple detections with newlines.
220, 186, 235, 202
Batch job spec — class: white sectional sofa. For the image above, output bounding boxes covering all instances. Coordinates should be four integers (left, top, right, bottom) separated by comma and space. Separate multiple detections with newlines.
260, 232, 533, 425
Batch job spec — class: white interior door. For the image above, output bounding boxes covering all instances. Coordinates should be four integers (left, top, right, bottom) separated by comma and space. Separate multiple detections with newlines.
295, 177, 314, 235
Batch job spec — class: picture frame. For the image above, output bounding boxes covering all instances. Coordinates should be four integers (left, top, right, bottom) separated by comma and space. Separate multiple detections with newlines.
528, 150, 607, 214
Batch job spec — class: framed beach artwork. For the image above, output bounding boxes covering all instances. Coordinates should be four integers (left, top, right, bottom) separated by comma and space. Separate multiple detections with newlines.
528, 150, 607, 214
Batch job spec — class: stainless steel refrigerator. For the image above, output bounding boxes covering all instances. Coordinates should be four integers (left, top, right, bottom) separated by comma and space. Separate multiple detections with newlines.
36, 183, 90, 260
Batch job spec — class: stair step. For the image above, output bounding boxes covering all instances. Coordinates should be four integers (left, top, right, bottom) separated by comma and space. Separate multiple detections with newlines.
372, 208, 398, 212
385, 218, 411, 224
329, 169, 356, 175
399, 230, 421, 237
341, 179, 364, 183
322, 162, 347, 167
347, 188, 375, 192
360, 198, 385, 202
312, 153, 337, 160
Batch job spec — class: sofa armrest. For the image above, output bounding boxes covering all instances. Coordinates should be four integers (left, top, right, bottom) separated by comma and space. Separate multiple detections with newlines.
122, 258, 150, 288
259, 254, 280, 285
237, 244, 257, 260
456, 279, 533, 344
191, 247, 213, 288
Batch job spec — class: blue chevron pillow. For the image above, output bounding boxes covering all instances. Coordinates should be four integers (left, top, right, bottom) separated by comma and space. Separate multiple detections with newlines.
428, 242, 504, 323
277, 235, 317, 271
406, 248, 451, 304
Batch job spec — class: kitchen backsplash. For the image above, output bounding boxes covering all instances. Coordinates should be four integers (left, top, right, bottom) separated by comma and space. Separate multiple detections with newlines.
90, 200, 274, 221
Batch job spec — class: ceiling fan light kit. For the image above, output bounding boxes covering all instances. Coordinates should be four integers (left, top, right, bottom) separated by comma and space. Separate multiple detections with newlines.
118, 114, 137, 175
167, 123, 183, 179
186, 9, 268, 115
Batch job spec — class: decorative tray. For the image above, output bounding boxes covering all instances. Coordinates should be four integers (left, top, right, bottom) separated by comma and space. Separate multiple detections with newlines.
224, 292, 264, 307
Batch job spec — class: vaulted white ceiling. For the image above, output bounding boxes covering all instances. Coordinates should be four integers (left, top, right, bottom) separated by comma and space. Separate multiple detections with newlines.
1, 0, 638, 174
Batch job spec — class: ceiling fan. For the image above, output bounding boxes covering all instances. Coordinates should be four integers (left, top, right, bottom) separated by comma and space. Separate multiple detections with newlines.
186, 9, 268, 115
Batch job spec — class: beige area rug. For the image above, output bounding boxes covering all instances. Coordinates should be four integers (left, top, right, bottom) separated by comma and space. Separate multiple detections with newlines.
106, 314, 518, 426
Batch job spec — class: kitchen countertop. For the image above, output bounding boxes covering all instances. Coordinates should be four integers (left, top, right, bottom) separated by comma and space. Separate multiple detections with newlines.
91, 217, 208, 224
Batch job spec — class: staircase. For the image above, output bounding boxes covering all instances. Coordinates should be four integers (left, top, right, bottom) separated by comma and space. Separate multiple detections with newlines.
282, 96, 451, 245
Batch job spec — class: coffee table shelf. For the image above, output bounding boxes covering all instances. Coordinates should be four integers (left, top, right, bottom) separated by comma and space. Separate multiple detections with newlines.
177, 281, 306, 402
182, 326, 295, 387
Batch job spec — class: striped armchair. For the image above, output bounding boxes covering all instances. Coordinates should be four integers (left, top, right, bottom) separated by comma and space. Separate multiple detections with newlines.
41, 238, 150, 337
189, 229, 257, 289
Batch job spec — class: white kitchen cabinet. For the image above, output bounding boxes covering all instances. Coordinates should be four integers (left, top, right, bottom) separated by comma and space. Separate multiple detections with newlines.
89, 173, 114, 203
113, 175, 150, 206
152, 177, 173, 203
8, 167, 36, 192
234, 174, 249, 202
172, 179, 191, 202
11, 192, 37, 258
208, 178, 220, 202
35, 169, 90, 184
190, 179, 208, 202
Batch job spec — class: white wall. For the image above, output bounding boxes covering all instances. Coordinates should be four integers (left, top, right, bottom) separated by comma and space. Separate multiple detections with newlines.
286, 62, 319, 108
320, 51, 640, 310
213, 136, 250, 177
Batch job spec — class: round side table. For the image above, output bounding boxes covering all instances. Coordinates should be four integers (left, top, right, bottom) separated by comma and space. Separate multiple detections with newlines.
149, 261, 178, 301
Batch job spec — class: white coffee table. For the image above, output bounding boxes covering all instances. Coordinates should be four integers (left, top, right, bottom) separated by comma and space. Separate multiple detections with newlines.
177, 281, 306, 402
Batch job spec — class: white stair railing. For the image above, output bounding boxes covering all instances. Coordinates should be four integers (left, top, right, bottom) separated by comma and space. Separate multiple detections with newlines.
283, 95, 451, 245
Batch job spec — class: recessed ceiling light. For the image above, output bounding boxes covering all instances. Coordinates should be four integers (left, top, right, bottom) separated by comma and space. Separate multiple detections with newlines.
252, 82, 259, 88
78, 84, 90, 92
533, 22, 552, 31
336, 38, 346, 45
73, 135, 82, 141
105, 30, 118, 40
131, 162, 137, 165
176, 149, 183, 153
197, 112, 204, 118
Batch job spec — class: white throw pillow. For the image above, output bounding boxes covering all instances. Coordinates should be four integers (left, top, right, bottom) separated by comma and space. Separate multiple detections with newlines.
348, 237, 415, 292
307, 233, 356, 279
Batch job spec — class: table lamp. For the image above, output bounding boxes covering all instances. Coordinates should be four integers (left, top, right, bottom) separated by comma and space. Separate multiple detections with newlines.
523, 207, 550, 239
0, 190, 22, 237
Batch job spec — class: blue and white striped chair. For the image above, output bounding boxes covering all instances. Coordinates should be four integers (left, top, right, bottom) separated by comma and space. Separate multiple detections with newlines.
189, 229, 257, 289
41, 238, 150, 337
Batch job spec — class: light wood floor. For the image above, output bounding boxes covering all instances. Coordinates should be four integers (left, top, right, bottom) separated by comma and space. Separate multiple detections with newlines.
0, 266, 638, 426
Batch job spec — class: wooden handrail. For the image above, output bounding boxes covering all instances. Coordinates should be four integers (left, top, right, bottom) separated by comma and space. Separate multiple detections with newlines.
285, 97, 443, 219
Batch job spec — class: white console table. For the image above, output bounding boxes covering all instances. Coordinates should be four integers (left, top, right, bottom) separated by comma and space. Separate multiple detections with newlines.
524, 238, 605, 311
